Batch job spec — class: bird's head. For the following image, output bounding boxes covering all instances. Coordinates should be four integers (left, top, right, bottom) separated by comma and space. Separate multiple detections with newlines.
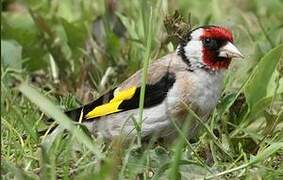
177, 25, 243, 70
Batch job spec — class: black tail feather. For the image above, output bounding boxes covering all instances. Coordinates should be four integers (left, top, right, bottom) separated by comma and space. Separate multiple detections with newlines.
65, 107, 85, 121
39, 106, 84, 136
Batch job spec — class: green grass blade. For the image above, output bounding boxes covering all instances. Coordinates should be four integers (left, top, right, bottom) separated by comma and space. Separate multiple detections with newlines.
2, 160, 39, 180
245, 44, 283, 109
205, 142, 283, 179
18, 82, 104, 159
138, 7, 153, 146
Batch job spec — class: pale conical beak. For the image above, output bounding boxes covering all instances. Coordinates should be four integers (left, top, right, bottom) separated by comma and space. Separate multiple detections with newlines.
218, 42, 244, 59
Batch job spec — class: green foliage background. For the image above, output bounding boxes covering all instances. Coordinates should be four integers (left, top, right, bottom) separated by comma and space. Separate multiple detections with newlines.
1, 0, 283, 179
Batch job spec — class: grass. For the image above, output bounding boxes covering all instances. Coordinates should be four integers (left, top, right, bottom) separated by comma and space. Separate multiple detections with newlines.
1, 0, 283, 179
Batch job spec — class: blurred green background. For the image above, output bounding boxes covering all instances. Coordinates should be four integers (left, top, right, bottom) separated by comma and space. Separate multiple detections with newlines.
1, 0, 283, 179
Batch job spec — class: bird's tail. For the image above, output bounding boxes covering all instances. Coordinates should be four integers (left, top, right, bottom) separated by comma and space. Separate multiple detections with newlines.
39, 88, 115, 136
38, 106, 86, 136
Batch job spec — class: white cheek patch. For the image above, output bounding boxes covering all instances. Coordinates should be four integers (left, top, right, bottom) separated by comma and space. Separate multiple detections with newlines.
184, 40, 203, 59
184, 28, 204, 66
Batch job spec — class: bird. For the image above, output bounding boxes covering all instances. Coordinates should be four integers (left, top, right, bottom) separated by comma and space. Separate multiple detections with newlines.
47, 25, 243, 141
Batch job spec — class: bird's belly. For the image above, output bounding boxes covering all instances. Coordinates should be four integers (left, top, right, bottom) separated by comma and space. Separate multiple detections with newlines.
187, 71, 224, 117
89, 95, 179, 140
192, 87, 220, 116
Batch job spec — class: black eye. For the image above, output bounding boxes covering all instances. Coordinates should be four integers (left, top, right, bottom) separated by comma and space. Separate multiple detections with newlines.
202, 38, 218, 50
204, 38, 211, 44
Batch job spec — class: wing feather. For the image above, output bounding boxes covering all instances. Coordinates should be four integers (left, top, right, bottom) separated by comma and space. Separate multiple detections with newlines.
66, 53, 180, 121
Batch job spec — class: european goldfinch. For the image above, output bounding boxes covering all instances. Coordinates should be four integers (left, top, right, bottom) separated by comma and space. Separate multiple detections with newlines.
49, 25, 243, 140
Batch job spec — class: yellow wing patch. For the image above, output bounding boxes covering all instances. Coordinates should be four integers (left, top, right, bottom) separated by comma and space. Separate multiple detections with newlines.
85, 86, 137, 119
